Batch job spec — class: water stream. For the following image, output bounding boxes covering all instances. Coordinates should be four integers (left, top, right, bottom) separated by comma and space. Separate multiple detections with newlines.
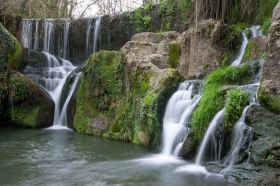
162, 80, 202, 156
231, 25, 262, 66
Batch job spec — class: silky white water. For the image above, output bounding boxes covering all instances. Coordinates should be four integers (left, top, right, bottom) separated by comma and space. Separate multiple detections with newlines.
22, 19, 33, 49
93, 17, 102, 53
231, 25, 262, 66
162, 80, 202, 156
195, 109, 225, 165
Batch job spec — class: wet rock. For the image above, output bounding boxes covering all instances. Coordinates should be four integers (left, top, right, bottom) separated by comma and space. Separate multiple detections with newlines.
245, 105, 280, 167
259, 1, 280, 114
181, 135, 196, 159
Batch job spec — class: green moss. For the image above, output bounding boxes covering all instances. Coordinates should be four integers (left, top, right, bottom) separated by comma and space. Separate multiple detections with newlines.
225, 89, 249, 131
11, 106, 40, 127
258, 92, 280, 115
168, 43, 181, 68
260, 52, 266, 59
262, 18, 271, 36
244, 41, 253, 59
203, 64, 209, 70
191, 64, 251, 143
0, 23, 22, 74
157, 30, 163, 42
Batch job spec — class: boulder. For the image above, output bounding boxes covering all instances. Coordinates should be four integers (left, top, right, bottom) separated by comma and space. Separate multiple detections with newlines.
242, 35, 269, 63
245, 105, 280, 167
259, 1, 280, 114
9, 70, 55, 128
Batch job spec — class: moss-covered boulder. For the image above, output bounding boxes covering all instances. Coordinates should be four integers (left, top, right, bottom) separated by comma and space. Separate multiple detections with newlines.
259, 1, 280, 115
74, 50, 184, 149
7, 70, 54, 128
0, 23, 54, 128
242, 36, 268, 63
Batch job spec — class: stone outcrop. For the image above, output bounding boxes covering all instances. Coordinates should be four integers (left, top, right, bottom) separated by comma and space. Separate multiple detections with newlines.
74, 49, 184, 149
259, 1, 280, 114
178, 20, 228, 78
245, 105, 280, 167
242, 35, 269, 63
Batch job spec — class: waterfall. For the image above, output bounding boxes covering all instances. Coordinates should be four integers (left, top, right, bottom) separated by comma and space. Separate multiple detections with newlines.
57, 72, 82, 126
195, 108, 225, 165
231, 25, 262, 66
22, 19, 33, 49
23, 18, 83, 128
162, 80, 203, 156
34, 19, 39, 50
63, 20, 71, 60
86, 18, 93, 56
43, 19, 54, 52
93, 17, 102, 53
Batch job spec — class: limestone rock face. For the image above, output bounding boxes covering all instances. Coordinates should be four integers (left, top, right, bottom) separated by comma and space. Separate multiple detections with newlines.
242, 35, 269, 63
259, 1, 280, 114
178, 20, 227, 78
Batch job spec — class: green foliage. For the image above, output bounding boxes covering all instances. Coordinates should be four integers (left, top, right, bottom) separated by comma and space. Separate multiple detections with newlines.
178, 0, 191, 23
221, 51, 234, 68
255, 0, 278, 25
191, 64, 251, 143
225, 89, 249, 131
132, 7, 152, 32
157, 30, 163, 42
267, 154, 275, 161
144, 2, 156, 13
168, 44, 181, 68
262, 18, 271, 36
159, 0, 176, 31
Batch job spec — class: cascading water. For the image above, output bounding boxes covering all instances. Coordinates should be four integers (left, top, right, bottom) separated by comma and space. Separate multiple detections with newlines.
231, 25, 262, 66
86, 18, 93, 56
22, 19, 33, 49
44, 19, 54, 52
162, 80, 203, 156
93, 17, 102, 53
63, 19, 70, 59
34, 19, 40, 50
22, 18, 83, 128
195, 109, 225, 165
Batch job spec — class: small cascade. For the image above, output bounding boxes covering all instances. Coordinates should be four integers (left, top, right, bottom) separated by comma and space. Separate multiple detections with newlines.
63, 19, 71, 59
231, 25, 262, 66
86, 18, 93, 56
162, 80, 203, 156
22, 19, 33, 49
57, 72, 82, 126
195, 108, 225, 165
43, 19, 54, 52
93, 17, 102, 53
33, 19, 40, 50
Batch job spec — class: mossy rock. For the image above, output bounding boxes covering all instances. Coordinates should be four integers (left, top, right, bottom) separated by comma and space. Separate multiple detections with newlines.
242, 36, 268, 63
8, 71, 55, 128
74, 50, 184, 150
